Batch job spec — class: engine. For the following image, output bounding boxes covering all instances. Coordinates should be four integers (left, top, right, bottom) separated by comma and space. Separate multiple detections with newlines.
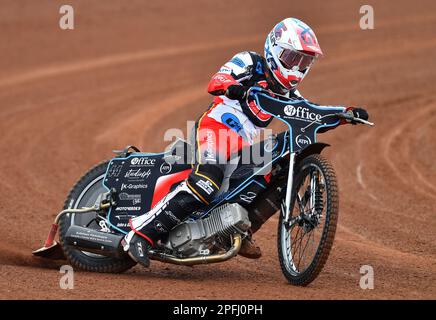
166, 203, 251, 257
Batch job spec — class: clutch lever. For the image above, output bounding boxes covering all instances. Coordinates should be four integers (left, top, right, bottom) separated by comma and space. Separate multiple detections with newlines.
336, 112, 375, 126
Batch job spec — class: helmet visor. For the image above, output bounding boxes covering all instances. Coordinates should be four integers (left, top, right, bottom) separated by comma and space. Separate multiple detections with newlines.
279, 49, 316, 71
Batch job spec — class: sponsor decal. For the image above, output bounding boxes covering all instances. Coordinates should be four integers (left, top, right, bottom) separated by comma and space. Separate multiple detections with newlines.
114, 212, 136, 226
214, 74, 232, 83
221, 113, 242, 133
121, 183, 148, 191
116, 222, 129, 228
130, 157, 156, 166
114, 214, 136, 221
255, 61, 263, 74
136, 242, 144, 256
124, 168, 152, 179
119, 192, 141, 205
159, 162, 172, 174
283, 105, 322, 122
295, 134, 312, 148
219, 66, 232, 74
294, 19, 317, 46
203, 129, 216, 162
106, 164, 123, 178
274, 21, 287, 40
239, 191, 257, 203
115, 206, 141, 211
195, 179, 214, 195
265, 39, 278, 70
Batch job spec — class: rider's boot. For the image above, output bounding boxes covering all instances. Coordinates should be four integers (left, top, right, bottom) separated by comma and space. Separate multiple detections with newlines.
125, 233, 151, 267
239, 230, 262, 259
239, 178, 286, 259
122, 164, 224, 268
122, 181, 206, 267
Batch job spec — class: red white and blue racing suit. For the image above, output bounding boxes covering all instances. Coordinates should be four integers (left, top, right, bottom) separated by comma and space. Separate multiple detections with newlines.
195, 51, 313, 163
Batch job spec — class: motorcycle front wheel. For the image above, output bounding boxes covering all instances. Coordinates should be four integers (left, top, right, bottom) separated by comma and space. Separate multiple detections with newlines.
277, 154, 339, 286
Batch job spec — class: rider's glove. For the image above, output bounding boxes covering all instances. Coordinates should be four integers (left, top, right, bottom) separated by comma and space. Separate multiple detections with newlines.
350, 107, 369, 124
225, 84, 249, 100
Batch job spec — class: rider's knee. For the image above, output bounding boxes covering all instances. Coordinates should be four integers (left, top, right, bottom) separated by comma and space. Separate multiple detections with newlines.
186, 163, 224, 204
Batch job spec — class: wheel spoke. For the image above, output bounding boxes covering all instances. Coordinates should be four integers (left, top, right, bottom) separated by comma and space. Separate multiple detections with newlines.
293, 227, 308, 271
299, 230, 314, 269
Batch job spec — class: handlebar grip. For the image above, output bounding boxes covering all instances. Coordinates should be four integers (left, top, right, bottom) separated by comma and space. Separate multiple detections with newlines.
336, 112, 374, 126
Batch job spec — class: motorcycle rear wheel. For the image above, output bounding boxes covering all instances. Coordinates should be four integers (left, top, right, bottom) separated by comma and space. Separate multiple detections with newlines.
58, 161, 136, 273
277, 154, 339, 286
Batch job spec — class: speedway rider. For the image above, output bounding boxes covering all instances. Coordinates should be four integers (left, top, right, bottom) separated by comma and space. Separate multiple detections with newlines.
122, 18, 369, 267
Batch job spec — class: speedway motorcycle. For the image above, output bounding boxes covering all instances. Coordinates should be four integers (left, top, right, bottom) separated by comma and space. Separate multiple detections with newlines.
33, 87, 373, 286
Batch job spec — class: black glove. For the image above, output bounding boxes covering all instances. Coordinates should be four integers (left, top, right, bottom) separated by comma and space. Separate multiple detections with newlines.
351, 107, 369, 124
225, 84, 248, 100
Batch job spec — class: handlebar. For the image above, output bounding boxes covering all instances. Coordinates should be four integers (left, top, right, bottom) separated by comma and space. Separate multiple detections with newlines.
247, 87, 375, 127
336, 112, 375, 126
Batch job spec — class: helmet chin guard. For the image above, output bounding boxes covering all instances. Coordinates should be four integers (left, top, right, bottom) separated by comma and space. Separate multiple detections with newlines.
264, 18, 322, 91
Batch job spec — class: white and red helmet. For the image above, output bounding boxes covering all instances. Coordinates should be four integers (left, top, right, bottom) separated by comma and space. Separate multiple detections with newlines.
264, 18, 323, 91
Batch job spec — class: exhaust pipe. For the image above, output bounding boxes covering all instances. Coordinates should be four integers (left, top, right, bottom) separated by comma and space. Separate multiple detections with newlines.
65, 225, 125, 258
148, 234, 242, 266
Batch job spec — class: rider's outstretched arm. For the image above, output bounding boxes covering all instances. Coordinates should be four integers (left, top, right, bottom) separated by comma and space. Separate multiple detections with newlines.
207, 52, 254, 96
292, 90, 357, 133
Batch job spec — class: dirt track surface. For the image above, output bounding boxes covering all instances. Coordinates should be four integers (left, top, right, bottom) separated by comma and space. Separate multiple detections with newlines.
1, 0, 435, 299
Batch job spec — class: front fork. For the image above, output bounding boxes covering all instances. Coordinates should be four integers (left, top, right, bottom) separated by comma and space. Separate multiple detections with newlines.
282, 155, 322, 229
283, 152, 296, 225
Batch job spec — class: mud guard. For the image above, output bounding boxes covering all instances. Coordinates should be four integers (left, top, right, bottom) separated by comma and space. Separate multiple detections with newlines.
295, 142, 330, 166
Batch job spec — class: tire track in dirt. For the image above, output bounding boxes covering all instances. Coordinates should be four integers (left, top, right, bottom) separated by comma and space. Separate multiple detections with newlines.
382, 100, 436, 200
0, 37, 259, 91
3, 11, 435, 94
